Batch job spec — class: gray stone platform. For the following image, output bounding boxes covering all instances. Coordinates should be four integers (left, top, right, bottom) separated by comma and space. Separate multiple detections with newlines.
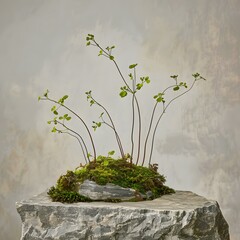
16, 191, 230, 239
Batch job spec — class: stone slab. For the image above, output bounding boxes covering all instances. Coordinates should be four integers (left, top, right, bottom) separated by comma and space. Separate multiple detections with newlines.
16, 191, 230, 240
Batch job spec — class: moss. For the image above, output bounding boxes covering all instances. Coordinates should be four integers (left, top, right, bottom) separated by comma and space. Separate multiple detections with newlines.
48, 156, 175, 203
75, 156, 174, 198
57, 170, 78, 191
47, 186, 92, 203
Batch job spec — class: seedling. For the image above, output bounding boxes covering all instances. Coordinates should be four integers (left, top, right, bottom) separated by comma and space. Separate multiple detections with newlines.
39, 34, 205, 167
39, 34, 206, 202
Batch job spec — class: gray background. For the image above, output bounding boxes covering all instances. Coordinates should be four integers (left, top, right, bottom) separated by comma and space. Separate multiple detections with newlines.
0, 0, 239, 239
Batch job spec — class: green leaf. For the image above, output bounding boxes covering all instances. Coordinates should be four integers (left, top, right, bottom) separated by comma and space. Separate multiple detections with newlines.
109, 55, 114, 60
52, 126, 57, 133
157, 97, 163, 102
43, 89, 49, 97
96, 122, 101, 127
170, 75, 178, 79
99, 112, 104, 118
98, 50, 103, 56
86, 41, 90, 46
119, 91, 127, 98
47, 121, 51, 124
145, 77, 150, 84
90, 100, 95, 106
108, 150, 115, 156
62, 95, 68, 100
66, 117, 71, 121
173, 86, 180, 91
53, 110, 58, 115
192, 73, 200, 78
87, 152, 92, 158
103, 159, 109, 166
64, 114, 68, 118
129, 63, 138, 69
128, 73, 133, 80
153, 95, 158, 99
59, 116, 63, 120
51, 106, 56, 112
87, 34, 94, 39
38, 96, 41, 101
136, 83, 143, 90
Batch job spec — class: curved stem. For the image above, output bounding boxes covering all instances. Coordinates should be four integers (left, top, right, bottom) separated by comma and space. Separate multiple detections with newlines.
93, 40, 133, 93
60, 131, 88, 164
43, 97, 97, 160
141, 102, 158, 166
101, 120, 124, 158
141, 84, 176, 166
91, 96, 125, 159
134, 95, 142, 165
130, 94, 135, 163
92, 38, 142, 164
56, 121, 90, 163
148, 80, 197, 166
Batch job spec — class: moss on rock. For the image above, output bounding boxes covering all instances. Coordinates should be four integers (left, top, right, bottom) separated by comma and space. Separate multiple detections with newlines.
48, 156, 175, 203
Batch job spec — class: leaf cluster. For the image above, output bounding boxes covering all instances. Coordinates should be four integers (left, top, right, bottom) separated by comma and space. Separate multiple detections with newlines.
153, 92, 165, 103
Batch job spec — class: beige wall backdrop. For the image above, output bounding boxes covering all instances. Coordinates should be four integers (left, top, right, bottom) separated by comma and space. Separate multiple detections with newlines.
0, 0, 239, 239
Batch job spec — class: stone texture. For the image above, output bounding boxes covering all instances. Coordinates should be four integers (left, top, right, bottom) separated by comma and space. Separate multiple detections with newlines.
16, 191, 230, 240
78, 180, 148, 201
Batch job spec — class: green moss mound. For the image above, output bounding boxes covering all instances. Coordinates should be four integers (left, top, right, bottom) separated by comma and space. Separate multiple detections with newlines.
48, 186, 92, 203
48, 156, 175, 203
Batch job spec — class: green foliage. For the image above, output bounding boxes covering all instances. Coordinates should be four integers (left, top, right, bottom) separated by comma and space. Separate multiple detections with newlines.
119, 86, 128, 98
39, 34, 207, 204
108, 150, 115, 157
47, 156, 174, 203
56, 170, 79, 191
59, 114, 71, 121
129, 63, 138, 69
153, 93, 165, 103
58, 95, 69, 104
92, 121, 102, 131
74, 157, 174, 199
48, 186, 92, 203
86, 34, 94, 46
43, 89, 49, 97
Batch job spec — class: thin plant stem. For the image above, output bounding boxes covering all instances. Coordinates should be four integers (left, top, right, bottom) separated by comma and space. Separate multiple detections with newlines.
141, 84, 176, 166
134, 67, 142, 165
100, 120, 124, 158
148, 79, 197, 166
54, 120, 90, 163
92, 38, 142, 165
141, 102, 158, 166
91, 96, 125, 159
59, 130, 88, 164
130, 92, 135, 163
42, 97, 97, 160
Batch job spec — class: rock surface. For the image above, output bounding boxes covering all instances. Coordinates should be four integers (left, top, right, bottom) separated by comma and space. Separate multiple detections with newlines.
78, 180, 148, 201
16, 191, 230, 240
